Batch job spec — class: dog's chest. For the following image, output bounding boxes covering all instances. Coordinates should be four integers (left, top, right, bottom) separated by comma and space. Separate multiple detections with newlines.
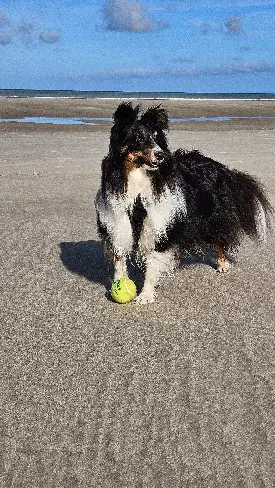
126, 168, 153, 207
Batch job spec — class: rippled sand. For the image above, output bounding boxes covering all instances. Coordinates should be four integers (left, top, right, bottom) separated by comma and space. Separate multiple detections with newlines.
1, 97, 275, 487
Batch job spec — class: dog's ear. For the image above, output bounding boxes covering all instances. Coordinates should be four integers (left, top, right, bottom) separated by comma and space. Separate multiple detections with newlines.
140, 105, 169, 132
109, 102, 140, 154
113, 102, 140, 127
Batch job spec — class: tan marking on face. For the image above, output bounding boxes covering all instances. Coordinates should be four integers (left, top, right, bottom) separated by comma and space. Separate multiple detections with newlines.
124, 149, 155, 172
124, 152, 137, 172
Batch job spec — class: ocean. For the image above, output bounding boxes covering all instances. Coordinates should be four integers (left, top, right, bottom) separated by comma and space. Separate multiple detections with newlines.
1, 89, 275, 100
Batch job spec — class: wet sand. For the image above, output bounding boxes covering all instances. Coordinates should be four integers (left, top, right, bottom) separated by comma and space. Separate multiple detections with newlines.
1, 97, 275, 487
1, 96, 275, 132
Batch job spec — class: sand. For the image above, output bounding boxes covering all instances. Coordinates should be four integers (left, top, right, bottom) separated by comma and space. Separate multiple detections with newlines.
1, 98, 275, 487
1, 96, 275, 132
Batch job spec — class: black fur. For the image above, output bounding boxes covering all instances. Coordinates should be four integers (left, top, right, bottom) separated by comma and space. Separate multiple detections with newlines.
153, 148, 272, 252
110, 102, 169, 155
100, 103, 169, 197
96, 101, 273, 265
109, 102, 140, 152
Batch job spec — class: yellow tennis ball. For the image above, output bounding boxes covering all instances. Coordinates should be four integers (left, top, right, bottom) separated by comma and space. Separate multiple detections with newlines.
111, 278, 137, 303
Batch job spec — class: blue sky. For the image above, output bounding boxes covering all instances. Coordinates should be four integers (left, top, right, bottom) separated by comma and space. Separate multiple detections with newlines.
0, 0, 274, 92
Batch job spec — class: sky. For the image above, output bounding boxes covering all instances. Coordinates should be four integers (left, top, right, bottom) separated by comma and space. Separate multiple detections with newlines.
0, 0, 275, 93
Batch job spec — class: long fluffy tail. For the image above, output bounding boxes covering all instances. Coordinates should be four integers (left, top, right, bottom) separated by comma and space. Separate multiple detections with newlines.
234, 170, 273, 242
255, 200, 268, 242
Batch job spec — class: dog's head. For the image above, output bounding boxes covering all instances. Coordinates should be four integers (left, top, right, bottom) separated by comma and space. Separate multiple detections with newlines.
109, 102, 169, 171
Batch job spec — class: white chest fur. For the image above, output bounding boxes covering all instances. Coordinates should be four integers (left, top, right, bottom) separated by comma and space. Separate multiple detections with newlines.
126, 167, 187, 241
126, 168, 153, 209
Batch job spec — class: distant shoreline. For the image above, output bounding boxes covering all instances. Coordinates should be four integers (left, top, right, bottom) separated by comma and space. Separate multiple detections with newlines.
1, 89, 275, 101
0, 95, 275, 102
2, 97, 275, 102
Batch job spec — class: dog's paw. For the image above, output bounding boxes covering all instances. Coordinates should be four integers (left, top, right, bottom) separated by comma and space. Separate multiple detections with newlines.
217, 260, 230, 273
134, 291, 155, 304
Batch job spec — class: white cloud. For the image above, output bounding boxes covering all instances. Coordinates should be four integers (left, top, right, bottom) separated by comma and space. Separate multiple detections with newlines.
18, 21, 34, 44
0, 30, 12, 45
39, 31, 60, 43
0, 9, 61, 47
163, 0, 275, 10
103, 0, 168, 32
66, 60, 275, 82
200, 21, 212, 35
19, 21, 33, 36
172, 55, 194, 63
225, 15, 242, 34
173, 60, 275, 76
0, 10, 10, 27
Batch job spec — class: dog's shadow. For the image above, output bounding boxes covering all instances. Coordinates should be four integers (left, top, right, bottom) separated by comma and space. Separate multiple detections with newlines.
59, 240, 110, 288
180, 249, 217, 268
59, 239, 147, 292
59, 240, 234, 290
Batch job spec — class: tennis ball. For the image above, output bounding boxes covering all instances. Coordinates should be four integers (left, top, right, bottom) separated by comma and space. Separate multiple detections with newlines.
111, 278, 137, 303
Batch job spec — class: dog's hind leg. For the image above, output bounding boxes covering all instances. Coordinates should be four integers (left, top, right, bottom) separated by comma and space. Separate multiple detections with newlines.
216, 245, 230, 273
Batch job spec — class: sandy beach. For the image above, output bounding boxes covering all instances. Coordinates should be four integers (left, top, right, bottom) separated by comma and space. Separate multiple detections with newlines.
1, 96, 275, 132
1, 98, 275, 487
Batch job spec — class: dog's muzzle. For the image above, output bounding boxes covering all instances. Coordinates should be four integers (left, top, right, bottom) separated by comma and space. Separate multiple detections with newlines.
123, 144, 161, 172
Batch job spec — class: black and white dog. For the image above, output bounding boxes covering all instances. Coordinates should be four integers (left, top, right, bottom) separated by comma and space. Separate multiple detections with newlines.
95, 102, 272, 303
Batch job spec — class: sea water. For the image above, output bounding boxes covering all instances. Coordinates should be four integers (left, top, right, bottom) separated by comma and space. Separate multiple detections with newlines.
1, 115, 275, 126
1, 89, 275, 100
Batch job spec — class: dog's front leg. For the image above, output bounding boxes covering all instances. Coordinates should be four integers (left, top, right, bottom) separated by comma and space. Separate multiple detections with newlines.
136, 216, 176, 304
96, 193, 133, 281
111, 213, 133, 280
135, 249, 175, 304
105, 246, 128, 280
114, 254, 128, 281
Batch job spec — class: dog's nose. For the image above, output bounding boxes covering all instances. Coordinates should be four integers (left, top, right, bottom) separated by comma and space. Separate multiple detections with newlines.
124, 149, 158, 172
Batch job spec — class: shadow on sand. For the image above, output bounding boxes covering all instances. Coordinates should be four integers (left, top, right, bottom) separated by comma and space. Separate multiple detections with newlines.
59, 240, 110, 288
59, 240, 233, 291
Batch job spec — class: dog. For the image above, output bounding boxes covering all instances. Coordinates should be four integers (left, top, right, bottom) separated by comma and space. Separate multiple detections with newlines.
95, 102, 272, 303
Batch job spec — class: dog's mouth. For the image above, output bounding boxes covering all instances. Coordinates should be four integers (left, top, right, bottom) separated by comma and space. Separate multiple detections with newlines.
122, 146, 161, 172
123, 149, 157, 171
